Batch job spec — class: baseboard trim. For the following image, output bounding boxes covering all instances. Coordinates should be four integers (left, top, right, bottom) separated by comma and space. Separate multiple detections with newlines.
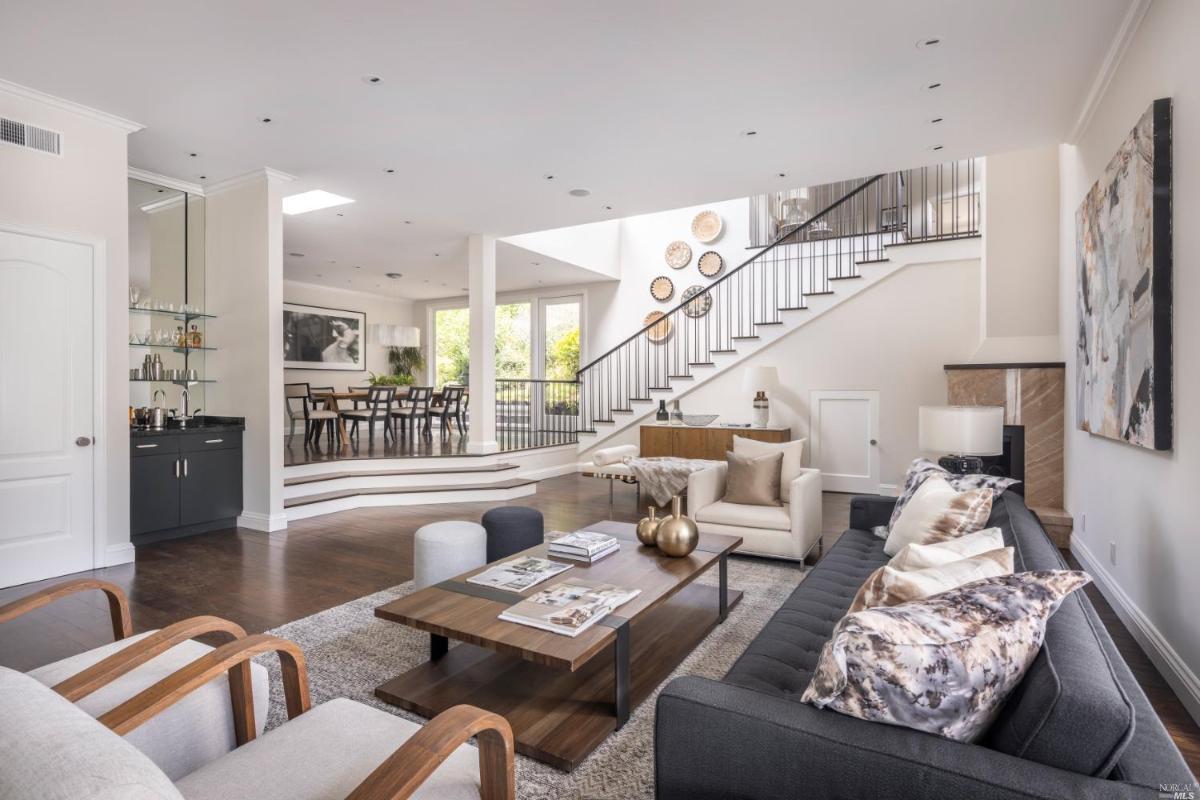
237, 511, 289, 532
1072, 536, 1200, 725
103, 543, 135, 567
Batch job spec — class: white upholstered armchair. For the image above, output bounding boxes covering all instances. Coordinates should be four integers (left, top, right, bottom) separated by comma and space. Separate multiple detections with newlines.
687, 462, 823, 564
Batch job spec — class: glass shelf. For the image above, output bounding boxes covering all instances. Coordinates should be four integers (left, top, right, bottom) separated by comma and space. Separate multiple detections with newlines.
128, 307, 216, 322
129, 343, 216, 353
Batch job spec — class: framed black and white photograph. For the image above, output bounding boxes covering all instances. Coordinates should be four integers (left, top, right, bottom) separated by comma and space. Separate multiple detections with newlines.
283, 303, 366, 371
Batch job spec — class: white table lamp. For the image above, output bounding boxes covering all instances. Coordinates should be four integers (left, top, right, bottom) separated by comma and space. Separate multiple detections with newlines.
743, 366, 778, 428
919, 405, 1004, 474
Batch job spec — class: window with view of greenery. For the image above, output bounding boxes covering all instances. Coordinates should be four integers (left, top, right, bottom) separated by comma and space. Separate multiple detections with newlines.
544, 301, 581, 380
434, 302, 533, 386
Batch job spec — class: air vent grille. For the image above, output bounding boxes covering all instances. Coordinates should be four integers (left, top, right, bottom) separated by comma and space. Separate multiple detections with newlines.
1, 117, 62, 156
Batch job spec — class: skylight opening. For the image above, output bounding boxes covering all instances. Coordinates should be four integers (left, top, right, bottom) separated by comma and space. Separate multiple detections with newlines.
282, 190, 355, 216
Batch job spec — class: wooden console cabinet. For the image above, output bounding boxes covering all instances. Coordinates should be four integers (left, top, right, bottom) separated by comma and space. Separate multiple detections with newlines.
640, 425, 791, 460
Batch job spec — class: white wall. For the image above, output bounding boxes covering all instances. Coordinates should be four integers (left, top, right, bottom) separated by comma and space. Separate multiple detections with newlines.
283, 280, 415, 391
0, 84, 137, 566
1058, 0, 1200, 722
205, 171, 289, 532
974, 146, 1061, 362
502, 218, 621, 280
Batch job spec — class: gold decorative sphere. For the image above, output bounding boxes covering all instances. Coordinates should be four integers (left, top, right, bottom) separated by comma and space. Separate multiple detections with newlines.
655, 495, 699, 557
636, 507, 661, 547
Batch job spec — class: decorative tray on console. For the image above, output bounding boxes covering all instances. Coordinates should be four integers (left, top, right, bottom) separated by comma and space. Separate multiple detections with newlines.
682, 414, 719, 427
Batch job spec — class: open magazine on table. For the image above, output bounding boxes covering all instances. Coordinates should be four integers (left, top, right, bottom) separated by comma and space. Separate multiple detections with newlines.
466, 556, 571, 593
499, 579, 640, 637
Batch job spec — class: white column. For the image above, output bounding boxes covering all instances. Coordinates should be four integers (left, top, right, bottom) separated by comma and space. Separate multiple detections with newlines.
205, 167, 294, 531
467, 234, 498, 454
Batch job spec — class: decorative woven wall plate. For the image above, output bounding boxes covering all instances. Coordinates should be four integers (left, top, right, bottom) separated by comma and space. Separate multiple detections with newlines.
691, 210, 722, 243
644, 310, 673, 343
697, 250, 724, 278
665, 240, 692, 269
650, 275, 675, 301
681, 285, 712, 318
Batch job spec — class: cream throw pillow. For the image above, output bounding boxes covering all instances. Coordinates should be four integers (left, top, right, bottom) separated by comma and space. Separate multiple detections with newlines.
802, 571, 1092, 742
889, 527, 1006, 571
733, 436, 805, 504
849, 547, 1014, 613
722, 451, 783, 506
882, 476, 994, 557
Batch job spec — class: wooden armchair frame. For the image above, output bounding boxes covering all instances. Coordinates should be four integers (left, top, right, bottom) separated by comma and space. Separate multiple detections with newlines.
0, 578, 133, 641
98, 633, 515, 800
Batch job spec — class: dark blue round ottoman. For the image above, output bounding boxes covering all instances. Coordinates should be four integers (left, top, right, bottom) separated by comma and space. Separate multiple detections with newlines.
481, 506, 544, 562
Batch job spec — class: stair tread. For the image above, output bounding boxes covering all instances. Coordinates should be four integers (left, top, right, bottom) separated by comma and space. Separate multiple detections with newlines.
855, 258, 890, 265
732, 335, 761, 340
285, 477, 535, 507
689, 362, 716, 366
807, 290, 835, 296
285, 463, 520, 486
754, 321, 784, 325
711, 349, 737, 354
828, 274, 863, 280
778, 306, 808, 311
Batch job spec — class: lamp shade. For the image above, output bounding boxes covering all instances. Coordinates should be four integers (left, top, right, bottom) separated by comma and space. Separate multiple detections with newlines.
743, 365, 778, 392
368, 324, 420, 348
919, 406, 1004, 456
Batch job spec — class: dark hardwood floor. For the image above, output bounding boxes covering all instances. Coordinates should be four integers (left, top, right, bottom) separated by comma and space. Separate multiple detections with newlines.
283, 429, 577, 465
0, 474, 1196, 774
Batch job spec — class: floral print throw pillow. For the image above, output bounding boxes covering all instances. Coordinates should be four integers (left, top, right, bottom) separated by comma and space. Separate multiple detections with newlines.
801, 570, 1091, 742
876, 458, 1020, 537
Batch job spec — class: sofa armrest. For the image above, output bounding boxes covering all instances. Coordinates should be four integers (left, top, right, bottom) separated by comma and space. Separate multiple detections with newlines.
656, 676, 1146, 800
849, 494, 898, 531
788, 468, 822, 557
687, 463, 727, 514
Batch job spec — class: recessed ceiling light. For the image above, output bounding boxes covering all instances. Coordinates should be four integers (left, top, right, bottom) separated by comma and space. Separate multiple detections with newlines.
542, 173, 555, 180
531, 261, 541, 266
363, 75, 382, 84
316, 273, 322, 277
930, 145, 944, 151
777, 172, 787, 178
156, 189, 164, 193
434, 253, 440, 257
403, 220, 412, 224
336, 213, 344, 217
925, 82, 942, 90
199, 175, 207, 180
188, 152, 198, 157
288, 252, 305, 257
916, 37, 942, 49
384, 168, 395, 174
930, 117, 944, 124
386, 272, 403, 279
354, 265, 361, 269
282, 190, 355, 215
568, 188, 591, 197
740, 130, 758, 137
259, 117, 273, 123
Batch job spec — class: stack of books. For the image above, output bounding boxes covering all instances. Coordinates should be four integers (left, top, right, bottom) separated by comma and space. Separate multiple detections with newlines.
548, 530, 620, 564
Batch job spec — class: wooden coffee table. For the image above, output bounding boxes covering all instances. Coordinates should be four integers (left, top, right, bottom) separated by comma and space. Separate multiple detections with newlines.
374, 520, 742, 770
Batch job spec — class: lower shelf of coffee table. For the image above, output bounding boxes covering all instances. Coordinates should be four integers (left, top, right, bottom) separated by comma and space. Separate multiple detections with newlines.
375, 580, 742, 771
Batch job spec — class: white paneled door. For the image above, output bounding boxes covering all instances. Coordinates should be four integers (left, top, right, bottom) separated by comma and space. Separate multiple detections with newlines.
0, 228, 95, 587
810, 390, 879, 494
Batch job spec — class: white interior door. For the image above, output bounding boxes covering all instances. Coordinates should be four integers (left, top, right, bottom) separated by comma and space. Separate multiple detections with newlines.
0, 228, 95, 587
810, 390, 879, 493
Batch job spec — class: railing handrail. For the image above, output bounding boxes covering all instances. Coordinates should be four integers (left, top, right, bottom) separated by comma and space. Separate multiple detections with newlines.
576, 173, 885, 376
496, 377, 581, 385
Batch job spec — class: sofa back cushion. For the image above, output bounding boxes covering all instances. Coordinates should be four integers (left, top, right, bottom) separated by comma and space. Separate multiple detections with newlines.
982, 494, 1136, 777
0, 666, 183, 799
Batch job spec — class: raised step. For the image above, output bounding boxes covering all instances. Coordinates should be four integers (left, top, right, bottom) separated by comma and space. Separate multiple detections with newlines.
732, 335, 760, 341
285, 477, 535, 508
779, 306, 808, 311
667, 374, 694, 380
284, 463, 519, 487
711, 348, 737, 354
689, 361, 716, 367
754, 321, 784, 326
806, 290, 835, 296
828, 274, 863, 281
855, 258, 890, 265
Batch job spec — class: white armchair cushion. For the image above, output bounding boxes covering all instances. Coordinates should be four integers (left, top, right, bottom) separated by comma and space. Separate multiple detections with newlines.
0, 666, 183, 800
28, 631, 270, 781
696, 501, 791, 530
175, 698, 481, 800
733, 436, 806, 503
689, 465, 823, 561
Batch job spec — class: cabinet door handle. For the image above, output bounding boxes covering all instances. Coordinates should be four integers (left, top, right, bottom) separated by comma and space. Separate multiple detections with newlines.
204, 438, 224, 444
174, 459, 181, 478
183, 458, 189, 478
136, 443, 159, 449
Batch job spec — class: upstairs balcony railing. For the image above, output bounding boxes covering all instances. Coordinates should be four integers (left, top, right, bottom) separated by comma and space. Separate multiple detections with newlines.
576, 158, 981, 433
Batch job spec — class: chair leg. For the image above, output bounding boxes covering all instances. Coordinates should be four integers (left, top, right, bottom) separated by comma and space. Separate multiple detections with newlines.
368, 419, 375, 443
326, 420, 334, 446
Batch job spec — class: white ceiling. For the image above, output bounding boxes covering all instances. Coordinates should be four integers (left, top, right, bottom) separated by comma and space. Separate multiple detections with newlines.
1, 0, 1130, 298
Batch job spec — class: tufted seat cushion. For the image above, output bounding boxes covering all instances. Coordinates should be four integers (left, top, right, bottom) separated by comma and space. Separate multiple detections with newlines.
724, 528, 887, 696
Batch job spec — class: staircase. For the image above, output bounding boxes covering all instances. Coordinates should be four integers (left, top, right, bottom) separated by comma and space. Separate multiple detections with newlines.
576, 160, 981, 448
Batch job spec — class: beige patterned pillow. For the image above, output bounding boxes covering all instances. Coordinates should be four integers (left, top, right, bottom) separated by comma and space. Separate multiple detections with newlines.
722, 451, 783, 506
802, 571, 1091, 742
848, 547, 1014, 613
888, 527, 1005, 571
882, 476, 994, 556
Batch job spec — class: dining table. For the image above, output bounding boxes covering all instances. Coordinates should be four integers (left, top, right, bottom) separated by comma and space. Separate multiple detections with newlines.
312, 388, 465, 443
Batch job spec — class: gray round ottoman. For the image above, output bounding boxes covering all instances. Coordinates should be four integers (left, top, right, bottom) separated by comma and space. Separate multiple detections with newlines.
482, 506, 544, 562
413, 521, 486, 589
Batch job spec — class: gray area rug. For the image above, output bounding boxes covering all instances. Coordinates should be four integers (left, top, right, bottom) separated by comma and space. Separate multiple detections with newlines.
260, 555, 804, 800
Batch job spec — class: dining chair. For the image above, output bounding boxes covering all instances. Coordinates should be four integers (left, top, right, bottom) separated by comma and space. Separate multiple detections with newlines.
392, 386, 433, 441
348, 385, 371, 410
289, 384, 340, 447
429, 386, 466, 439
307, 386, 334, 411
339, 386, 395, 444
284, 383, 311, 441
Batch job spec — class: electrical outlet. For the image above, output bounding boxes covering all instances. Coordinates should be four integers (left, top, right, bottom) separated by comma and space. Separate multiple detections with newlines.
1109, 542, 1117, 566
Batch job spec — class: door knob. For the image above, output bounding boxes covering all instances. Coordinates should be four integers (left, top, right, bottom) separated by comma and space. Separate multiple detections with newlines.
75, 436, 93, 447
869, 439, 878, 445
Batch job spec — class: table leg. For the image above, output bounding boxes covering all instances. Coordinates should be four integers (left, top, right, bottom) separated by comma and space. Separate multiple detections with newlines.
613, 621, 630, 729
431, 633, 448, 661
718, 553, 728, 622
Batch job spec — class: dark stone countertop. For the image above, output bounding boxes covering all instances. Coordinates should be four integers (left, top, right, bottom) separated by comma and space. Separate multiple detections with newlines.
130, 415, 245, 437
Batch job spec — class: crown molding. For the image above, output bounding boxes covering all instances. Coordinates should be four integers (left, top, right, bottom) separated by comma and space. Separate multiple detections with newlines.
128, 167, 205, 196
1067, 0, 1153, 143
205, 167, 298, 196
0, 78, 143, 133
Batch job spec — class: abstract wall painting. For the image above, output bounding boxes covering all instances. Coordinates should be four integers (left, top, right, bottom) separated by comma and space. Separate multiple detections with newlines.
1075, 98, 1172, 451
